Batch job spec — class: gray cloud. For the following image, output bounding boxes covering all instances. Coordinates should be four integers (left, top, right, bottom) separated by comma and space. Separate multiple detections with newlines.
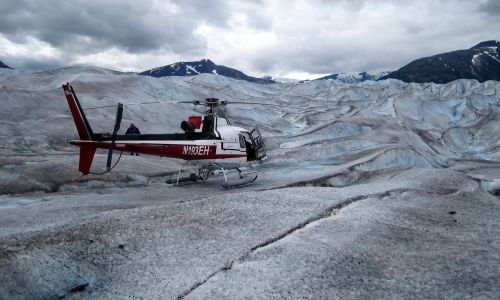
4, 56, 63, 71
233, 0, 500, 76
479, 0, 500, 16
0, 0, 499, 77
0, 0, 229, 55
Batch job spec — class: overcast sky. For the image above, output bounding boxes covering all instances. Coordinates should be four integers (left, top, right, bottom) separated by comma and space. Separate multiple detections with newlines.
1, 0, 499, 79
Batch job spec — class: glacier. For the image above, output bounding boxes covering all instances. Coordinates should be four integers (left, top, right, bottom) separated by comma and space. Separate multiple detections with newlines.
0, 67, 499, 299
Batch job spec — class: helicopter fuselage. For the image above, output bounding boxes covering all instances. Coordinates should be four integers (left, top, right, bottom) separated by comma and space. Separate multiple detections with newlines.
63, 83, 266, 175
69, 120, 252, 168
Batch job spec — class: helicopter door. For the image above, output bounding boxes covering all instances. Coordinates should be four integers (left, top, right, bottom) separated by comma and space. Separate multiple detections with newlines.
249, 127, 266, 161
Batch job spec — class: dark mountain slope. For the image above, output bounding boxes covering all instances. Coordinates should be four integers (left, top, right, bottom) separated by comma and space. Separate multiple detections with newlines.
380, 40, 500, 83
0, 60, 13, 69
139, 59, 274, 84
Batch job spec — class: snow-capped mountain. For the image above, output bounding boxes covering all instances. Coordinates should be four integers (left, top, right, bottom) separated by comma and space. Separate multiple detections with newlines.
261, 76, 301, 84
380, 40, 500, 83
139, 59, 275, 84
314, 71, 391, 83
0, 60, 13, 69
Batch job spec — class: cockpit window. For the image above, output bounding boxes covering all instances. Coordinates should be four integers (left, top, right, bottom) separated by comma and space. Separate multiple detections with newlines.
239, 133, 246, 148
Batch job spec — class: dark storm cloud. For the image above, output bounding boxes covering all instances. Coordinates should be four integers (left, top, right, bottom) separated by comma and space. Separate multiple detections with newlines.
479, 0, 500, 16
0, 0, 229, 54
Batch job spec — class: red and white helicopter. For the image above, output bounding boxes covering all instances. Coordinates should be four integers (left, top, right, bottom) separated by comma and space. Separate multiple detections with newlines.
62, 83, 266, 188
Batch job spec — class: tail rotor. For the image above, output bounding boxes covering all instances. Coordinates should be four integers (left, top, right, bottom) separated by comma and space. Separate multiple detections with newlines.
106, 103, 123, 171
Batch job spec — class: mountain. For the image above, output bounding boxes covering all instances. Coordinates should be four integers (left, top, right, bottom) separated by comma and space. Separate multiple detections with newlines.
261, 76, 301, 84
139, 59, 275, 84
380, 40, 500, 83
315, 71, 391, 83
0, 60, 13, 69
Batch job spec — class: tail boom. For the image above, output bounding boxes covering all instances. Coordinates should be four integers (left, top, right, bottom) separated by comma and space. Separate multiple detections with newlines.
63, 83, 96, 175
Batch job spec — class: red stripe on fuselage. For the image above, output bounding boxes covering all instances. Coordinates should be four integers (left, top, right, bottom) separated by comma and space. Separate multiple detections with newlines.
70, 140, 247, 160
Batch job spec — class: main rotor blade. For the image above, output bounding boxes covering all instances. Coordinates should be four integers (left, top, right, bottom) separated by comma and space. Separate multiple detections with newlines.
82, 99, 202, 111
222, 101, 307, 110
83, 101, 159, 110
215, 106, 227, 119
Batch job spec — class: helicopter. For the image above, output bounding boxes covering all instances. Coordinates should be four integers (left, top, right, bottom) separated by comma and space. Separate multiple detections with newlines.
62, 83, 266, 188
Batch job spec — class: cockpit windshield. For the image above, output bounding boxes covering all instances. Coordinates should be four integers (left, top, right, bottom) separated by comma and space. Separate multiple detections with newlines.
239, 128, 266, 161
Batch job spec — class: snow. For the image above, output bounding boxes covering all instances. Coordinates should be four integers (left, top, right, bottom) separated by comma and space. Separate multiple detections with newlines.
320, 71, 391, 83
472, 46, 500, 65
0, 67, 499, 298
472, 53, 481, 65
187, 170, 497, 299
186, 65, 200, 75
269, 77, 301, 84
484, 49, 500, 62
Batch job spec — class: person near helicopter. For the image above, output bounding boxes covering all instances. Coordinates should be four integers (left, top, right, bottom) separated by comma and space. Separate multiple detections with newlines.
125, 123, 141, 155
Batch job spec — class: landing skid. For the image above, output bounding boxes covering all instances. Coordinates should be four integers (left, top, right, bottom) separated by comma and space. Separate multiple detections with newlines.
166, 162, 258, 189
220, 172, 258, 189
165, 172, 197, 184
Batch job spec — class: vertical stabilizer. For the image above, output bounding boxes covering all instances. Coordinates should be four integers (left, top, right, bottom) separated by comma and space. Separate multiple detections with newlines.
63, 83, 97, 175
62, 83, 94, 140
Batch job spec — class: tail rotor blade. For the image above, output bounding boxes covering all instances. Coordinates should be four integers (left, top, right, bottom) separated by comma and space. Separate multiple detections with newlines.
113, 103, 123, 135
106, 148, 113, 171
107, 103, 123, 171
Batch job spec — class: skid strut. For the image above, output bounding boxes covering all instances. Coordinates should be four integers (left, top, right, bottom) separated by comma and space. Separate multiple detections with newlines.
166, 162, 258, 189
165, 162, 198, 184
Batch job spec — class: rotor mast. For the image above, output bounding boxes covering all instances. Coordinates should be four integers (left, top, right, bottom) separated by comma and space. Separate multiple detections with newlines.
204, 97, 221, 115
